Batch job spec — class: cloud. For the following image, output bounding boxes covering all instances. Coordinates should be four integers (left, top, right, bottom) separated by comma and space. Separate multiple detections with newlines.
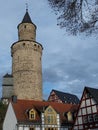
43, 35, 98, 99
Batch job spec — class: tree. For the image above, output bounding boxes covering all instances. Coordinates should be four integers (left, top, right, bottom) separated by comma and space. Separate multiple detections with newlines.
0, 101, 7, 130
48, 0, 98, 35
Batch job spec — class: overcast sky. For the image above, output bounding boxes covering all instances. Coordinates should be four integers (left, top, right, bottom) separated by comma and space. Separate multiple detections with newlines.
0, 0, 98, 100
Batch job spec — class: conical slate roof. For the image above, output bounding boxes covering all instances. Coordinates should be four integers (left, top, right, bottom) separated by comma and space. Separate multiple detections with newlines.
22, 11, 32, 23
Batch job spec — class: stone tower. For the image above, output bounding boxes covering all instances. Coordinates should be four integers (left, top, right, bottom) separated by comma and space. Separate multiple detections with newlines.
11, 10, 43, 100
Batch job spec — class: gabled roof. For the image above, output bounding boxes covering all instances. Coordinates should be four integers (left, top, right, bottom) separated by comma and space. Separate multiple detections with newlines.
50, 89, 79, 104
85, 86, 98, 103
11, 99, 78, 125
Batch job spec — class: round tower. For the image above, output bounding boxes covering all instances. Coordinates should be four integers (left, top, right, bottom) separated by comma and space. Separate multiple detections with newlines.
11, 10, 43, 100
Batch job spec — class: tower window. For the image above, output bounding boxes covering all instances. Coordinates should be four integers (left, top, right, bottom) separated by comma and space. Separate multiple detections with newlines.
23, 43, 25, 46
24, 25, 26, 28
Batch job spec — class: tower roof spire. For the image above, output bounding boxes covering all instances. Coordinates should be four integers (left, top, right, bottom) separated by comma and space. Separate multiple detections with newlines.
21, 4, 32, 24
26, 3, 28, 12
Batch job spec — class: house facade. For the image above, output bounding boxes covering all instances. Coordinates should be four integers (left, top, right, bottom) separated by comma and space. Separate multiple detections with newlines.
48, 90, 79, 105
3, 99, 78, 130
2, 73, 13, 102
72, 87, 98, 130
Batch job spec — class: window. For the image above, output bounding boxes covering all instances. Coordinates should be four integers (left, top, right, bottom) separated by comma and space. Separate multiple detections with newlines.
47, 114, 53, 124
83, 116, 88, 124
92, 105, 97, 113
47, 108, 52, 112
29, 109, 35, 120
82, 108, 86, 115
91, 98, 96, 105
86, 99, 90, 106
78, 117, 82, 124
87, 107, 92, 114
94, 114, 98, 122
30, 127, 35, 130
23, 43, 25, 46
81, 100, 85, 107
45, 128, 57, 130
86, 93, 91, 98
24, 25, 26, 28
78, 109, 82, 116
88, 115, 93, 122
44, 106, 57, 124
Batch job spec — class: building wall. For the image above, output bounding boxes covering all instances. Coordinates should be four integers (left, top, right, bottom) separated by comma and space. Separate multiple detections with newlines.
3, 103, 17, 130
11, 40, 43, 100
18, 23, 36, 41
2, 76, 13, 98
11, 14, 43, 101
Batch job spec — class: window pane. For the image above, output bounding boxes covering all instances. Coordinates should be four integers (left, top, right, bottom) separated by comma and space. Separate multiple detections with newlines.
86, 99, 90, 106
81, 100, 85, 108
92, 105, 97, 113
91, 98, 96, 105
83, 116, 88, 124
78, 109, 82, 116
79, 125, 83, 129
82, 108, 86, 115
87, 107, 92, 114
78, 117, 82, 124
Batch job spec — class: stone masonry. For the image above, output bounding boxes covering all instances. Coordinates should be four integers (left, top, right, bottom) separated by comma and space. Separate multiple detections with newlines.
11, 11, 43, 100
2, 74, 13, 98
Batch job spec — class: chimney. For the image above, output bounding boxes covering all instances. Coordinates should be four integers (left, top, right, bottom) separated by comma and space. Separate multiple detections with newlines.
12, 95, 17, 103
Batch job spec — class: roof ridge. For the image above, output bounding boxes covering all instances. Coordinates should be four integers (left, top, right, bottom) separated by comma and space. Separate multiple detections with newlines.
53, 89, 77, 96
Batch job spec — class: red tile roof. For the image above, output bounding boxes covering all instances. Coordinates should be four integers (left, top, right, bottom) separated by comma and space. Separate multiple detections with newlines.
11, 99, 78, 124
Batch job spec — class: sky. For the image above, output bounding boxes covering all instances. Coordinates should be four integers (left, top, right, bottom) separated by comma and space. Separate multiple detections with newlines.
0, 0, 98, 100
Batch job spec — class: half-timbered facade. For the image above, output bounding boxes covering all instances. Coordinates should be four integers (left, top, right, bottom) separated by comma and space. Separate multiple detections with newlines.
3, 99, 78, 130
48, 90, 79, 105
72, 87, 98, 130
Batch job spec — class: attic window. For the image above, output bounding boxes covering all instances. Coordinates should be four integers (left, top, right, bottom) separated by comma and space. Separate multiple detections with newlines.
29, 109, 35, 120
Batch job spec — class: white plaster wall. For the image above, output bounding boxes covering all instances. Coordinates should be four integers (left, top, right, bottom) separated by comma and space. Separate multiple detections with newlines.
18, 126, 41, 130
61, 128, 68, 130
19, 126, 29, 130
3, 102, 17, 130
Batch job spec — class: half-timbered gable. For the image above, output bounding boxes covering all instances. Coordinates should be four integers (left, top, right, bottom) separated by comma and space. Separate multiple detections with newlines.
72, 87, 98, 130
48, 90, 79, 104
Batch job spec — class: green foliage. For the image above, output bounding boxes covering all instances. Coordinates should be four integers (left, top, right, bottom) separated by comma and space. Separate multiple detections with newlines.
0, 101, 8, 130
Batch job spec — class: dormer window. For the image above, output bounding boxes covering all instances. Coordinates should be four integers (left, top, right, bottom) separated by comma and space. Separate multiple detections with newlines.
67, 111, 73, 121
29, 109, 35, 120
44, 106, 57, 125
